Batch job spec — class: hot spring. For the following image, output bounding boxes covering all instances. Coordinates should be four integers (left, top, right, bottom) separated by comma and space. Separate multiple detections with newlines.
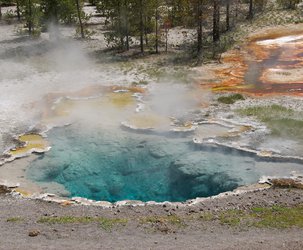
26, 122, 303, 202
17, 84, 302, 203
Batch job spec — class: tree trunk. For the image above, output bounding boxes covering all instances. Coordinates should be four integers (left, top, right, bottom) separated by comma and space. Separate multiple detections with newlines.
165, 27, 168, 53
16, 0, 21, 21
28, 0, 32, 36
124, 0, 129, 50
118, 2, 123, 48
247, 0, 253, 19
75, 0, 85, 39
155, 0, 159, 54
139, 0, 144, 53
197, 0, 203, 54
144, 16, 148, 46
226, 0, 230, 31
213, 0, 220, 42
0, 1, 2, 21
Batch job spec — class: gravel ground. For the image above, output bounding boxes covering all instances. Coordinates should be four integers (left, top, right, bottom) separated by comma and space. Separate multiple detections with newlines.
0, 188, 303, 250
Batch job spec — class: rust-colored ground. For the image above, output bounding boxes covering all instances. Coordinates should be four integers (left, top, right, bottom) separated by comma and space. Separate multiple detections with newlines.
204, 25, 303, 97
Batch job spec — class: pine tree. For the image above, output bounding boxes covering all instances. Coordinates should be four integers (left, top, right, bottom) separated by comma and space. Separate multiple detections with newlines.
75, 0, 85, 38
0, 1, 2, 20
213, 0, 220, 42
226, 0, 230, 31
247, 0, 253, 19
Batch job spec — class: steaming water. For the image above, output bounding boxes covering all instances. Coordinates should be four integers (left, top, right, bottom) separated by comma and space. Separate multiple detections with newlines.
27, 123, 303, 202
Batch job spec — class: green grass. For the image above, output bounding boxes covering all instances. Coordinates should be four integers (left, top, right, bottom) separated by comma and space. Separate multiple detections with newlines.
237, 105, 303, 139
202, 205, 303, 228
37, 216, 95, 224
140, 214, 184, 226
218, 94, 245, 104
219, 209, 246, 226
37, 216, 128, 232
199, 212, 214, 221
139, 214, 185, 233
250, 205, 303, 228
98, 218, 128, 232
6, 217, 24, 223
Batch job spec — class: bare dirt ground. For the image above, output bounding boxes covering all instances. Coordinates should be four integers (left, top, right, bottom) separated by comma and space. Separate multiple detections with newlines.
0, 188, 303, 250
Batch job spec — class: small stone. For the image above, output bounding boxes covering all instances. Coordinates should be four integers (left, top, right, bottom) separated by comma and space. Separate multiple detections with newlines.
28, 230, 40, 237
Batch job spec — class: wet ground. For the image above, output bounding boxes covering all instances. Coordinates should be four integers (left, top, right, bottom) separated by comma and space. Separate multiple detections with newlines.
208, 27, 303, 96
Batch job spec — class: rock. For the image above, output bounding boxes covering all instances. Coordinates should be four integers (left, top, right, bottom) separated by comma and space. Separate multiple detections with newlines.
0, 185, 10, 194
28, 230, 40, 237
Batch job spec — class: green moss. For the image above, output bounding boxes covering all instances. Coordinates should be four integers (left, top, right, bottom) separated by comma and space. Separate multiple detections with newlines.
218, 94, 245, 104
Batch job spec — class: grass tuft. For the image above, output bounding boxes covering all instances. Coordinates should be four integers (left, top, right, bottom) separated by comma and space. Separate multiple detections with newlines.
140, 214, 184, 226
213, 205, 303, 228
37, 216, 128, 232
219, 209, 246, 226
98, 218, 128, 232
250, 205, 303, 228
6, 217, 24, 223
218, 94, 245, 104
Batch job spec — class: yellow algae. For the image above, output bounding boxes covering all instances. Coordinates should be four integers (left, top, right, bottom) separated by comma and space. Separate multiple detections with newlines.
52, 99, 76, 117
258, 151, 273, 157
127, 114, 170, 129
221, 126, 252, 138
10, 144, 46, 156
14, 188, 31, 197
19, 134, 44, 142
106, 92, 135, 108
9, 134, 48, 156
60, 200, 74, 206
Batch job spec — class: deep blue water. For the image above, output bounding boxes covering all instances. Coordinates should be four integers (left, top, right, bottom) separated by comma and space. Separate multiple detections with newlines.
27, 125, 274, 202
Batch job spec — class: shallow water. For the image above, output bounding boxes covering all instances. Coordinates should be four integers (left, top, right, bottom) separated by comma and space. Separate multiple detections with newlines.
27, 124, 303, 202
